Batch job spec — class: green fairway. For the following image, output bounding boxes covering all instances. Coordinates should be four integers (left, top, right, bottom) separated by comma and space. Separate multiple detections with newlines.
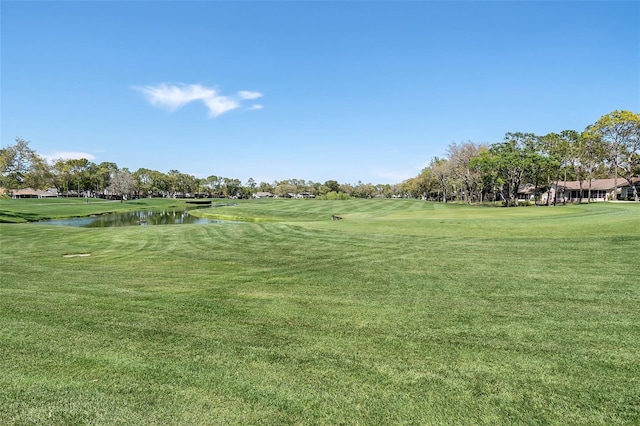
1, 198, 639, 424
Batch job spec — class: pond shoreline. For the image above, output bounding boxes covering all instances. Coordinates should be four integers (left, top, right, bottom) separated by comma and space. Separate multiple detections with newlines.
30, 205, 237, 227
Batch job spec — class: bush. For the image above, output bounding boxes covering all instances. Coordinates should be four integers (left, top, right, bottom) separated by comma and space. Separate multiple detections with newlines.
317, 191, 351, 200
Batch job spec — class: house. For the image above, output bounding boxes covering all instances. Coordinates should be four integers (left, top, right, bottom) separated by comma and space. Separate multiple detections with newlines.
517, 184, 536, 202
253, 191, 274, 199
542, 178, 640, 203
286, 192, 316, 199
11, 188, 58, 199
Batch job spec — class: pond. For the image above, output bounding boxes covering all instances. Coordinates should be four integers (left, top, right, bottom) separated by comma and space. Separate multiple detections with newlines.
33, 207, 231, 227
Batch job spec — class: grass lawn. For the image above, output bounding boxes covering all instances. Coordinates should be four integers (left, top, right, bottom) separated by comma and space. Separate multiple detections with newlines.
1, 198, 639, 424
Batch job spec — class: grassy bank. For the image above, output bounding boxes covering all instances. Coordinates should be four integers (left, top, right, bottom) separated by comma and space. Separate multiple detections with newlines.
1, 199, 639, 424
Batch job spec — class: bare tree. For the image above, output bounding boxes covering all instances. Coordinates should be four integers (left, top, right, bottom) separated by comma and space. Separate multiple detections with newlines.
107, 170, 137, 201
446, 142, 486, 203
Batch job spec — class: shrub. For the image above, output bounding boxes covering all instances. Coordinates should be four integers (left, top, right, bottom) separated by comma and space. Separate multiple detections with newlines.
317, 191, 351, 200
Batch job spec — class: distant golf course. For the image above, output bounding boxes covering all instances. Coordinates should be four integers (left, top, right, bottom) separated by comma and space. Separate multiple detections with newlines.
1, 198, 638, 425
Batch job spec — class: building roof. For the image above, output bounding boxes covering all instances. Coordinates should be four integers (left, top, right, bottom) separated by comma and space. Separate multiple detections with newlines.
13, 188, 40, 196
12, 188, 57, 197
557, 178, 640, 191
517, 183, 536, 194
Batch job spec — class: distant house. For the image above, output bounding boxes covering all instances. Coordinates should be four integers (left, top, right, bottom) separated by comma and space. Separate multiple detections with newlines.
286, 192, 316, 199
517, 184, 536, 202
11, 188, 58, 199
542, 178, 640, 203
253, 191, 274, 199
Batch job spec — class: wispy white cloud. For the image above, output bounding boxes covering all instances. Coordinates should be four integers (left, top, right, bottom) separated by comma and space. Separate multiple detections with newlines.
202, 95, 239, 118
135, 83, 214, 111
43, 152, 96, 163
237, 90, 263, 100
248, 104, 264, 110
134, 83, 264, 118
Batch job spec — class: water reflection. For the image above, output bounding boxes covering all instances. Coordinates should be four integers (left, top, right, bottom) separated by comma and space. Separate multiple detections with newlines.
35, 208, 226, 227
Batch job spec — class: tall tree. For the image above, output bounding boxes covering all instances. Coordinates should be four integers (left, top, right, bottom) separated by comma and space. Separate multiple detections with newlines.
430, 157, 451, 202
589, 110, 640, 201
406, 167, 438, 200
133, 168, 154, 197
524, 135, 555, 205
258, 181, 274, 194
539, 132, 568, 205
470, 149, 503, 204
67, 158, 92, 196
274, 180, 296, 197
149, 170, 169, 197
223, 177, 242, 198
339, 183, 354, 196
95, 162, 119, 197
353, 181, 376, 198
25, 154, 53, 191
167, 170, 181, 197
206, 175, 223, 197
446, 142, 486, 203
177, 172, 197, 196
0, 138, 45, 193
324, 180, 340, 193
51, 159, 70, 196
485, 132, 538, 207
244, 178, 257, 198
560, 130, 586, 202
580, 128, 607, 202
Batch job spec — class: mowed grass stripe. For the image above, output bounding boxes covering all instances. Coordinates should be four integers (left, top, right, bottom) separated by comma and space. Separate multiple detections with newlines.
1, 199, 639, 424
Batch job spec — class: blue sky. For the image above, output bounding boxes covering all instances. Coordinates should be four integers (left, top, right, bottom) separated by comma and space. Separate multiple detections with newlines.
2, 1, 638, 185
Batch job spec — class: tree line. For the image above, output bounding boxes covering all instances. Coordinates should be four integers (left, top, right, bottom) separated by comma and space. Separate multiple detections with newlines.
0, 141, 398, 200
398, 110, 639, 204
2, 110, 638, 203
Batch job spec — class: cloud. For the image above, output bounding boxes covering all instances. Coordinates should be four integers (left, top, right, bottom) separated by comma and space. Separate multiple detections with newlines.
135, 83, 215, 111
202, 95, 239, 118
135, 83, 264, 118
43, 152, 96, 163
237, 90, 263, 100
249, 104, 264, 110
